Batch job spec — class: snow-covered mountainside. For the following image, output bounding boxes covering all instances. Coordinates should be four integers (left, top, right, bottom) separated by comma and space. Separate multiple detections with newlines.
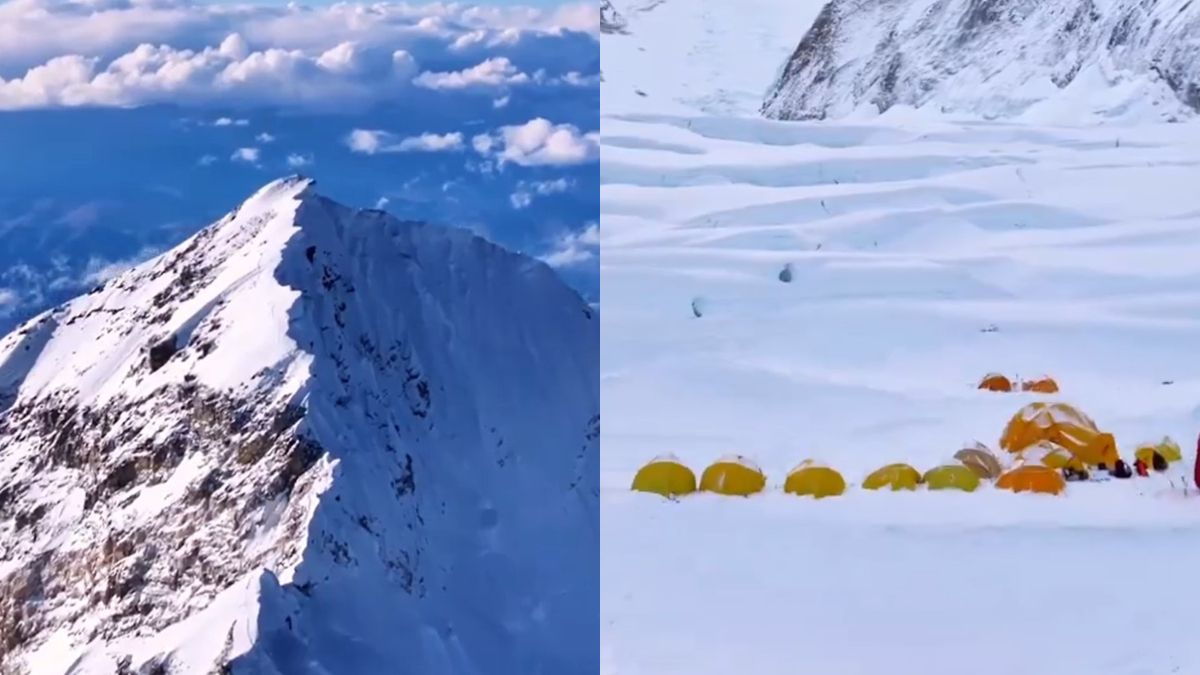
600, 0, 827, 116
763, 0, 1200, 124
0, 176, 599, 675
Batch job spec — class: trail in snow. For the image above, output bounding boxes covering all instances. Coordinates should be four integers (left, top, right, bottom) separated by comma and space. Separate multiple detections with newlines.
602, 2, 1200, 673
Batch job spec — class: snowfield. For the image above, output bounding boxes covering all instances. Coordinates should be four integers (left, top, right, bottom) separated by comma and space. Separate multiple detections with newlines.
602, 1, 1200, 673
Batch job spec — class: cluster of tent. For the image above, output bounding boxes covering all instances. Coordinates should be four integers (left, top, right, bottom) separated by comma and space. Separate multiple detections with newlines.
631, 400, 1186, 499
978, 373, 1059, 394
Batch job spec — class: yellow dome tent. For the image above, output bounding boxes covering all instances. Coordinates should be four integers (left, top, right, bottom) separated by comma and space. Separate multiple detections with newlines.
1018, 441, 1083, 471
999, 402, 1119, 468
699, 455, 766, 496
923, 464, 981, 492
978, 373, 1014, 392
954, 443, 1004, 480
1021, 376, 1060, 394
863, 463, 922, 491
1134, 436, 1182, 467
996, 464, 1066, 496
631, 455, 697, 497
783, 461, 846, 499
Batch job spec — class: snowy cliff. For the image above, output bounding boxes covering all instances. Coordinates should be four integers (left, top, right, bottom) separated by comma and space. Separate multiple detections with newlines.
0, 177, 599, 675
762, 0, 1200, 123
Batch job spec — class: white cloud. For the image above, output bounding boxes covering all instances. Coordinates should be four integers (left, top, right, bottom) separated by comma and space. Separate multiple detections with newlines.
413, 57, 530, 90
0, 1, 598, 110
541, 222, 599, 268
82, 246, 162, 285
510, 177, 573, 208
346, 129, 388, 154
449, 27, 523, 52
197, 154, 218, 166
493, 95, 510, 108
346, 129, 464, 154
558, 71, 601, 87
286, 152, 313, 168
396, 132, 464, 152
231, 147, 260, 163
214, 117, 249, 127
474, 118, 599, 167
0, 288, 19, 311
256, 132, 275, 143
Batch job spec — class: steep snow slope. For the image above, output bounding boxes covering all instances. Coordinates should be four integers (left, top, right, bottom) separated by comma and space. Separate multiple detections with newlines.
601, 0, 827, 116
0, 176, 599, 675
763, 0, 1200, 124
602, 2, 1200, 674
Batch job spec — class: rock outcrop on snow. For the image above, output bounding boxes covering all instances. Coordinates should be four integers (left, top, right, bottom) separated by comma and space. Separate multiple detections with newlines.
0, 177, 599, 675
601, 0, 629, 34
762, 0, 1200, 122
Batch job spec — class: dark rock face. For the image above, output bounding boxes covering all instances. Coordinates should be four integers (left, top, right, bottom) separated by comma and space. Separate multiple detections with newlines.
601, 0, 629, 34
0, 383, 323, 661
762, 0, 1200, 121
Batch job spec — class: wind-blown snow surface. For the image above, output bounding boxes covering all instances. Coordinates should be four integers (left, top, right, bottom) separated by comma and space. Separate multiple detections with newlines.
0, 176, 599, 674
602, 5, 1200, 674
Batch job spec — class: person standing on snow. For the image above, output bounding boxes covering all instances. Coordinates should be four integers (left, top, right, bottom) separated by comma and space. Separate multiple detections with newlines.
1194, 433, 1200, 491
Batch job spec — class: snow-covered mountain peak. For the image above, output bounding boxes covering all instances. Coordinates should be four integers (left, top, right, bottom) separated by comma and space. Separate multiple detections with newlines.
0, 178, 598, 674
762, 0, 1200, 124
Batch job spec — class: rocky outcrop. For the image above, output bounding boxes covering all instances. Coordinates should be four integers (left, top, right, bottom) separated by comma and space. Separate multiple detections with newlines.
601, 0, 629, 34
762, 0, 1200, 122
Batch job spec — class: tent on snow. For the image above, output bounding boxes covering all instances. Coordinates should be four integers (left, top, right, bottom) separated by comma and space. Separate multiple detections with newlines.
1000, 402, 1119, 468
863, 463, 922, 491
631, 455, 697, 497
996, 464, 1066, 496
1135, 436, 1182, 471
784, 460, 846, 499
699, 455, 767, 496
954, 443, 1004, 480
978, 373, 1014, 392
923, 464, 981, 492
1021, 376, 1060, 394
1018, 440, 1082, 471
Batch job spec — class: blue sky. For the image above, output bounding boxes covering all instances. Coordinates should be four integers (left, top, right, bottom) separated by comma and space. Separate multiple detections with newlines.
0, 0, 598, 329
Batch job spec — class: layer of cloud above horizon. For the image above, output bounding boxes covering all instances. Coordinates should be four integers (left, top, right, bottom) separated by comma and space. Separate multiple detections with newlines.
0, 0, 598, 110
0, 0, 599, 321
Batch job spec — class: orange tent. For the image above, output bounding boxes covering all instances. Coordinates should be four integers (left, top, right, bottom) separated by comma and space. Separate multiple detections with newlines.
999, 402, 1119, 467
996, 465, 1066, 496
1021, 376, 1060, 394
978, 373, 1013, 392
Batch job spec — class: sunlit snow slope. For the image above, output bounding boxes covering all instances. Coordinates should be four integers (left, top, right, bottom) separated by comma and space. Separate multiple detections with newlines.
602, 2, 1200, 674
0, 177, 598, 675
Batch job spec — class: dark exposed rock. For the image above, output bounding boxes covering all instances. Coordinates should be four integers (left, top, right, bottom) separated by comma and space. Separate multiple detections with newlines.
601, 0, 629, 34
762, 0, 1200, 121
148, 335, 179, 373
